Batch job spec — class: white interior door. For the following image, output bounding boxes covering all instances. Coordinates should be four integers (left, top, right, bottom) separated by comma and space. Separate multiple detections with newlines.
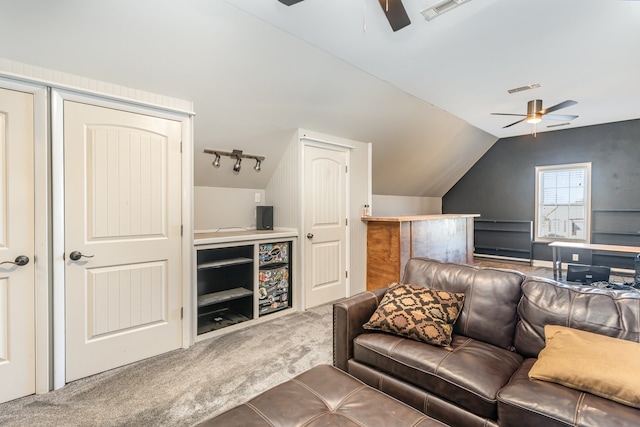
304, 145, 348, 308
64, 101, 182, 382
0, 87, 35, 403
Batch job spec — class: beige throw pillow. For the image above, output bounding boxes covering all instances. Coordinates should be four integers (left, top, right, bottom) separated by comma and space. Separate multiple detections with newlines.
529, 325, 640, 408
363, 282, 464, 350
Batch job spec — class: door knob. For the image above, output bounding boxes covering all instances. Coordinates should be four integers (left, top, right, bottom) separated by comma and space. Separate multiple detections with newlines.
307, 233, 314, 239
68, 251, 94, 261
0, 255, 30, 267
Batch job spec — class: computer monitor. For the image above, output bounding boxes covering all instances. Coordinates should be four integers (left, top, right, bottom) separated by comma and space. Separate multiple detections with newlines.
566, 264, 611, 285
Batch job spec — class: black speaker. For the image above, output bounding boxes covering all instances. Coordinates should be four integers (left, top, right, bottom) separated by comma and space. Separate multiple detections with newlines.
257, 206, 273, 230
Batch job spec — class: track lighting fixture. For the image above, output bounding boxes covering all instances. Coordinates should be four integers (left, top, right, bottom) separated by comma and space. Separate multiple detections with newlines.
203, 148, 265, 175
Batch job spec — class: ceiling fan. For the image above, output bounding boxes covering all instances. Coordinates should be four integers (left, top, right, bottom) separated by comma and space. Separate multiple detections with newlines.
277, 0, 411, 32
491, 99, 578, 129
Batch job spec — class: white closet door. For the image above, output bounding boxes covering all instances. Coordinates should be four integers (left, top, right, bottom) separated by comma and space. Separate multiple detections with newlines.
64, 101, 183, 382
304, 145, 348, 308
0, 87, 35, 403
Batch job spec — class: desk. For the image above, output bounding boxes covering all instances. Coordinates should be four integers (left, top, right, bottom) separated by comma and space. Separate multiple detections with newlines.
549, 241, 640, 280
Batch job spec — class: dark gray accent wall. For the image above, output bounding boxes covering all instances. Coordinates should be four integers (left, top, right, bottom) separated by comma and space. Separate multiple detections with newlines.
443, 119, 640, 262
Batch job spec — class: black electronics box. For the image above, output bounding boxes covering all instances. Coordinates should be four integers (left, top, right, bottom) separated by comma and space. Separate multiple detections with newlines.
257, 206, 273, 230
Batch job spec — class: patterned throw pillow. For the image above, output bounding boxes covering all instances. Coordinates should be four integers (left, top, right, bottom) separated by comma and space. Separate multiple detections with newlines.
363, 282, 465, 350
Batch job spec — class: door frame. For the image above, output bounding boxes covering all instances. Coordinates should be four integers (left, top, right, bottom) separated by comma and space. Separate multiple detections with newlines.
0, 76, 49, 395
51, 89, 193, 389
300, 136, 352, 309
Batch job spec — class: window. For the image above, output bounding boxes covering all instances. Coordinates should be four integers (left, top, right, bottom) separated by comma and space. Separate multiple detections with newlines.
535, 163, 591, 242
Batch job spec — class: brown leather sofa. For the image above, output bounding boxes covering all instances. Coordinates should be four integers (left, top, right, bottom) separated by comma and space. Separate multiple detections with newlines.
334, 257, 640, 427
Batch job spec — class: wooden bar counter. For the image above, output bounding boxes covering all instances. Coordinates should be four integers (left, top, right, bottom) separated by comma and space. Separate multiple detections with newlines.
362, 214, 479, 290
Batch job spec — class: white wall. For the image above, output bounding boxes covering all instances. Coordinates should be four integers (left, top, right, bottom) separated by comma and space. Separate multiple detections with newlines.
372, 195, 442, 216
194, 186, 265, 232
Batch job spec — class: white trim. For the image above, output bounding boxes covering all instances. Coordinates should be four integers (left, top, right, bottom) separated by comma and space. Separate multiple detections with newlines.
300, 135, 355, 150
181, 113, 194, 349
33, 86, 50, 395
51, 90, 65, 389
0, 58, 193, 115
534, 162, 592, 243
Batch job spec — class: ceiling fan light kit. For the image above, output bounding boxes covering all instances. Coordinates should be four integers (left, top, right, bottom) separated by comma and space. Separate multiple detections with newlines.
492, 99, 579, 132
526, 100, 543, 124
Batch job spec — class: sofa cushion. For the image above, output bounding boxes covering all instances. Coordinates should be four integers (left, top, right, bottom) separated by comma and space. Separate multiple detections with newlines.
363, 283, 464, 349
529, 325, 640, 408
402, 258, 525, 350
514, 277, 640, 358
353, 332, 523, 419
498, 358, 640, 427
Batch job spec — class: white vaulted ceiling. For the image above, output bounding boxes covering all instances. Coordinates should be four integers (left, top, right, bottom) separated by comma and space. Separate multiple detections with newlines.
1, 0, 638, 196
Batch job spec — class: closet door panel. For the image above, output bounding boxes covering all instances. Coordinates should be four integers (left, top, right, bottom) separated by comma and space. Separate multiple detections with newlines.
0, 87, 36, 404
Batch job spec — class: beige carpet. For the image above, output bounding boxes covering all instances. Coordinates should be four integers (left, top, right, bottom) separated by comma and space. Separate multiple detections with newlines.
0, 303, 333, 426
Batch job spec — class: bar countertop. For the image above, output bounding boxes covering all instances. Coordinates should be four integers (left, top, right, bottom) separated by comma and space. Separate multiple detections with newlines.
361, 214, 480, 222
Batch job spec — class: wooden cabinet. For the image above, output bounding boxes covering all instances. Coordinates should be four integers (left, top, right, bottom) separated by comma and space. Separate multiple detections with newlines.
363, 214, 478, 290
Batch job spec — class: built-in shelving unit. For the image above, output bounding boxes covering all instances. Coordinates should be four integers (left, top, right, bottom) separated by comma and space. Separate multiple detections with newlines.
196, 245, 255, 335
474, 219, 533, 264
591, 209, 640, 269
194, 231, 296, 341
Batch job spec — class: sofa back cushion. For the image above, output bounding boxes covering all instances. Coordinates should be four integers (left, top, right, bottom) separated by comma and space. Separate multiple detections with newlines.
514, 277, 640, 358
401, 258, 525, 349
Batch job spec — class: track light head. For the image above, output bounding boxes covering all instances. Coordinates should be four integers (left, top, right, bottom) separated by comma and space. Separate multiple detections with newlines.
212, 154, 221, 168
254, 159, 261, 172
233, 157, 242, 174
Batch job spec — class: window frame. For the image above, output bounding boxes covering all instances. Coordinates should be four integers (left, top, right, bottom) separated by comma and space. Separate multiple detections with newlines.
534, 162, 592, 243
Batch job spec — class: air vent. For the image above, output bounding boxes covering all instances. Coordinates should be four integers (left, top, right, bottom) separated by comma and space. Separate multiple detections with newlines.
421, 0, 472, 21
507, 83, 541, 94
547, 122, 571, 128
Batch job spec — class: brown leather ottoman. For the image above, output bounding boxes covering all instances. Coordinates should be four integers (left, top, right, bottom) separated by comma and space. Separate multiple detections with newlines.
199, 364, 447, 426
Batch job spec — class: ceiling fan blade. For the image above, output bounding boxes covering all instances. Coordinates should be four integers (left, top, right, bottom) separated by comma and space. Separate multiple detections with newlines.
378, 0, 411, 32
491, 113, 526, 117
503, 118, 527, 128
277, 0, 304, 5
543, 114, 579, 121
540, 100, 577, 115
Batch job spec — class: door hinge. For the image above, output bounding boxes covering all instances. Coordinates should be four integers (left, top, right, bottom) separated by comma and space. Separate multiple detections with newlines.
181, 224, 183, 236
345, 271, 349, 279
345, 218, 348, 226
180, 141, 183, 153
181, 307, 184, 319
345, 165, 348, 173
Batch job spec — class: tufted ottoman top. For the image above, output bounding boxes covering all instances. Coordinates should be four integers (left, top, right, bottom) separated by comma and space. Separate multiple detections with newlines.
199, 364, 447, 426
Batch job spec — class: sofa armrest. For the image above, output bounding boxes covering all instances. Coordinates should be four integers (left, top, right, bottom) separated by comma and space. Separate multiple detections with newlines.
333, 288, 386, 371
